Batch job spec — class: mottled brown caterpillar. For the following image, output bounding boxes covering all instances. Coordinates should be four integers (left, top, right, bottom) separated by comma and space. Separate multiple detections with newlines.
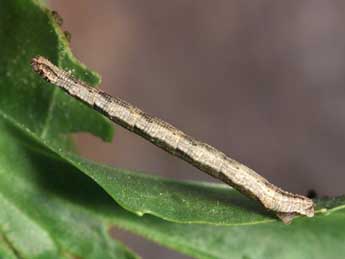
31, 56, 314, 223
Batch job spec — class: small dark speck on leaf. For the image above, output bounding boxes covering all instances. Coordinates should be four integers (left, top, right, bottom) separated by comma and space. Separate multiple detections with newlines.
64, 31, 72, 43
51, 10, 63, 26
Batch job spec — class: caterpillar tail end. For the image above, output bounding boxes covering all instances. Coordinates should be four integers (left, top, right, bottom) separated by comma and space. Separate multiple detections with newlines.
276, 205, 315, 224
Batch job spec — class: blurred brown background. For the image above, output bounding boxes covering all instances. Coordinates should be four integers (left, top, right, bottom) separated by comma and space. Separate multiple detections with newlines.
49, 1, 345, 258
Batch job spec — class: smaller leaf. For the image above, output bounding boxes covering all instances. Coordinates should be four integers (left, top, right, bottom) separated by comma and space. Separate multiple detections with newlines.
0, 0, 114, 146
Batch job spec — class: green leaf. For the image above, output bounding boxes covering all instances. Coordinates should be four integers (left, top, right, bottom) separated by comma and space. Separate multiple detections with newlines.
4, 117, 345, 259
0, 0, 114, 147
0, 120, 137, 259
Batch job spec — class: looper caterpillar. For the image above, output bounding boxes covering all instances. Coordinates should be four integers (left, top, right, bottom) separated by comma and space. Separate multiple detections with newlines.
31, 56, 314, 223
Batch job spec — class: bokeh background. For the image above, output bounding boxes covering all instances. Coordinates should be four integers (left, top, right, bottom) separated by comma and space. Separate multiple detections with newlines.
49, 1, 345, 258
